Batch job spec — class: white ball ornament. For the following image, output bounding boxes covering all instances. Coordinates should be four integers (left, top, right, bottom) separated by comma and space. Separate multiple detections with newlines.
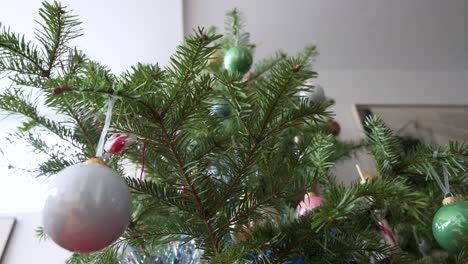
296, 79, 325, 104
42, 158, 132, 253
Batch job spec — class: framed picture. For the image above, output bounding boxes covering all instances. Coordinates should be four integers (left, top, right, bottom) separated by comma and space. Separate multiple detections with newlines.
355, 104, 468, 150
0, 217, 15, 262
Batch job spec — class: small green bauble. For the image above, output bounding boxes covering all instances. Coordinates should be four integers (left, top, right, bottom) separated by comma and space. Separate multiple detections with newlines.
432, 199, 468, 254
223, 47, 253, 74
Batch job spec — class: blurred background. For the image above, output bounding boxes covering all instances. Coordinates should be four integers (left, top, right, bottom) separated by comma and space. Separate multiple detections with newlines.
0, 0, 466, 263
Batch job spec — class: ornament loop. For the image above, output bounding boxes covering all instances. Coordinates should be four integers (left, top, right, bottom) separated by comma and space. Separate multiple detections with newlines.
444, 192, 454, 198
429, 165, 452, 197
96, 92, 118, 158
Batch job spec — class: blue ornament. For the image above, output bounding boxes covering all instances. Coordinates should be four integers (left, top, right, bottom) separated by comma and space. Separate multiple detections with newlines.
246, 249, 273, 262
246, 253, 261, 261
211, 100, 231, 117
282, 257, 304, 264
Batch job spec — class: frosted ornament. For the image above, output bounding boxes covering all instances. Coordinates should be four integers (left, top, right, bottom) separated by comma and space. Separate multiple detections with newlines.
42, 158, 132, 253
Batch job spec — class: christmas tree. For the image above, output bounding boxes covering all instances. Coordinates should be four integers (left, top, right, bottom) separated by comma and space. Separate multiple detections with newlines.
1, 2, 467, 263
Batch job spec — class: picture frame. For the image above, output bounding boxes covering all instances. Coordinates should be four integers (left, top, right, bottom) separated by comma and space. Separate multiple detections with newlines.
0, 217, 16, 262
355, 104, 468, 148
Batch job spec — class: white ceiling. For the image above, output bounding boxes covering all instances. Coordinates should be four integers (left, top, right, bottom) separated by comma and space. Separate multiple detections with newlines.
184, 0, 468, 71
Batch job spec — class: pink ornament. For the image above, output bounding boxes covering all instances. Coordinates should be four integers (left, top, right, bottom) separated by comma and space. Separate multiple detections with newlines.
104, 133, 136, 154
296, 192, 324, 218
242, 72, 252, 82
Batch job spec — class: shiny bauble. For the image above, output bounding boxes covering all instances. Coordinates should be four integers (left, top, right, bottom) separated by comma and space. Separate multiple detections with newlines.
326, 120, 341, 137
224, 47, 253, 74
296, 80, 325, 104
43, 159, 132, 253
250, 207, 281, 228
210, 99, 231, 117
208, 50, 223, 69
296, 192, 324, 218
432, 198, 468, 254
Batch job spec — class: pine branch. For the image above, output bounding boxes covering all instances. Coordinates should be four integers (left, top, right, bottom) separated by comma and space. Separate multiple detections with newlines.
35, 226, 49, 242
66, 243, 122, 264
397, 142, 468, 180
35, 1, 82, 76
223, 8, 250, 48
157, 116, 222, 254
161, 28, 221, 118
0, 89, 78, 146
126, 177, 198, 214
249, 50, 287, 83
310, 177, 430, 232
364, 115, 404, 177
0, 23, 47, 77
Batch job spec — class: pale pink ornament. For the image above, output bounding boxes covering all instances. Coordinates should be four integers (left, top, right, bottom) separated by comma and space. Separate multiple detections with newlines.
104, 134, 136, 154
296, 192, 324, 218
242, 72, 252, 82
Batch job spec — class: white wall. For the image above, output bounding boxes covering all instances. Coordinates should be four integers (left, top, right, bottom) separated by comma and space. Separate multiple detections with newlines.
184, 0, 468, 181
184, 0, 468, 72
0, 1, 183, 263
0, 213, 70, 264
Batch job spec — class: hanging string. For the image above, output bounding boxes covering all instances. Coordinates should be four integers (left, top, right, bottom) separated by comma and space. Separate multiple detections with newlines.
355, 164, 366, 184
429, 166, 452, 197
430, 150, 452, 197
139, 141, 146, 181
96, 93, 118, 158
356, 164, 397, 257
443, 166, 451, 195
355, 164, 374, 203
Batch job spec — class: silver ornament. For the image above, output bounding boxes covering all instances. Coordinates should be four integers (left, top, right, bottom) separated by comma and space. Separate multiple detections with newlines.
296, 80, 325, 103
42, 161, 132, 253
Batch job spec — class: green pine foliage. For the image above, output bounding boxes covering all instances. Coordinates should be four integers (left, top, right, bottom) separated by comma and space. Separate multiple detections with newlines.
0, 2, 467, 263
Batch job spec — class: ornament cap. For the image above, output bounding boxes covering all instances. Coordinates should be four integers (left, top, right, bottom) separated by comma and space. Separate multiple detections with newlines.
442, 196, 462, 205
306, 192, 317, 197
363, 171, 374, 180
85, 157, 107, 166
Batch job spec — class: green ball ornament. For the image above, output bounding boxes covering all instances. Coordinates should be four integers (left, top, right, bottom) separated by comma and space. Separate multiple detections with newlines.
432, 197, 468, 254
224, 47, 253, 74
